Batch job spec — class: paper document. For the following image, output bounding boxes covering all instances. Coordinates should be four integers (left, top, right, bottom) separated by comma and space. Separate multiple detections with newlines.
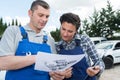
35, 52, 85, 72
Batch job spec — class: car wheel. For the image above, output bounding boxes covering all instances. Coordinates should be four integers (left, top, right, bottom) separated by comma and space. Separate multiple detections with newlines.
102, 57, 113, 69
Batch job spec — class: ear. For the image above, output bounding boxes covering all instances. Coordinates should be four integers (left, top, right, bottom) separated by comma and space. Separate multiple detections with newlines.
74, 32, 76, 36
28, 10, 32, 17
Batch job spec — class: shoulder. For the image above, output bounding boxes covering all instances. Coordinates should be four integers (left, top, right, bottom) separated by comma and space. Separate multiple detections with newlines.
75, 34, 91, 42
2, 26, 21, 39
3, 26, 20, 37
5, 26, 20, 33
76, 34, 95, 48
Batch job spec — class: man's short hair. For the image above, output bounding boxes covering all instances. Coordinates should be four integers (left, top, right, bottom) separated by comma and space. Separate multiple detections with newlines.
30, 0, 50, 11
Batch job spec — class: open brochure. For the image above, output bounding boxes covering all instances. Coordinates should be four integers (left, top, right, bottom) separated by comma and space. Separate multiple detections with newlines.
35, 52, 85, 72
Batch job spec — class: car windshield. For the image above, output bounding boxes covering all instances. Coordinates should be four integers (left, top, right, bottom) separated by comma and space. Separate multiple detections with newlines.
95, 42, 113, 49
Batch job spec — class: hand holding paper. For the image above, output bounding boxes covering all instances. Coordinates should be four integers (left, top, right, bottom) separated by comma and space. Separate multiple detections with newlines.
35, 52, 85, 72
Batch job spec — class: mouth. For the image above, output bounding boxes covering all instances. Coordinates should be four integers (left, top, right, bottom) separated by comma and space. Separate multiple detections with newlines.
40, 22, 46, 26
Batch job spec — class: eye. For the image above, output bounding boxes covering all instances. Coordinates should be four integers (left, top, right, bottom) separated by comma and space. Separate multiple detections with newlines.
68, 30, 73, 33
62, 27, 66, 31
46, 15, 49, 18
38, 14, 43, 17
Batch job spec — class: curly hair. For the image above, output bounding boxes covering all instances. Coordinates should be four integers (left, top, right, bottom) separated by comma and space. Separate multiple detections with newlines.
60, 13, 81, 31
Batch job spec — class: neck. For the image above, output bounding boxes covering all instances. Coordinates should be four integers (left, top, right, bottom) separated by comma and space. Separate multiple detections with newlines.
28, 23, 41, 33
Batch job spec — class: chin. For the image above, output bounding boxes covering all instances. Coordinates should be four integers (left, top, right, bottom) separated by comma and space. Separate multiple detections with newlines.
63, 39, 68, 42
38, 26, 43, 29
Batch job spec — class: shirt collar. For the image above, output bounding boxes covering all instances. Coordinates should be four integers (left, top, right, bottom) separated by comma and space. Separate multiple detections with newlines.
23, 24, 46, 36
58, 33, 81, 45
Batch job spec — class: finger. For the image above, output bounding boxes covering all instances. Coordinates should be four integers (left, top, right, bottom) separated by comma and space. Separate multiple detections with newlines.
65, 72, 72, 78
87, 67, 100, 76
87, 68, 95, 76
65, 68, 72, 73
50, 72, 65, 80
63, 68, 72, 78
54, 71, 65, 76
54, 72, 65, 79
52, 75, 64, 80
93, 66, 100, 70
66, 67, 72, 71
49, 72, 54, 76
65, 67, 72, 74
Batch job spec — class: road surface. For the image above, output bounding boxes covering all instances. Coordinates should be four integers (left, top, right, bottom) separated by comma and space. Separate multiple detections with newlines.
100, 63, 120, 80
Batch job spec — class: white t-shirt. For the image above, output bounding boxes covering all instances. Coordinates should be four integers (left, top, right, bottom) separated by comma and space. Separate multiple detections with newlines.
0, 25, 56, 56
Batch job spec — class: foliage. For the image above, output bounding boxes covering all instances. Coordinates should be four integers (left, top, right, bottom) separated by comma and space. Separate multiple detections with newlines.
0, 18, 20, 37
115, 10, 120, 32
0, 18, 7, 36
82, 1, 120, 38
50, 28, 61, 42
11, 19, 21, 26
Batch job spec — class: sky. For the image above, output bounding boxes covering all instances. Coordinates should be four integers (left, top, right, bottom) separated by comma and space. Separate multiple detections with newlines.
0, 0, 120, 32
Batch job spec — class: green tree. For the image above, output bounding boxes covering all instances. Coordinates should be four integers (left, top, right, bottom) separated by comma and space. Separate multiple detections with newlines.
0, 18, 7, 37
115, 10, 120, 32
11, 19, 14, 26
0, 18, 21, 38
11, 19, 20, 26
82, 1, 120, 38
15, 19, 18, 26
50, 28, 61, 42
82, 10, 104, 37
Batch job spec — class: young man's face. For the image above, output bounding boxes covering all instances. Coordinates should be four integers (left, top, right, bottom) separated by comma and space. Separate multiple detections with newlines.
60, 22, 77, 42
28, 5, 50, 33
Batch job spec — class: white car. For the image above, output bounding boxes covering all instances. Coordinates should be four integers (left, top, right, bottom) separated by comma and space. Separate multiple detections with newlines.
90, 37, 107, 45
95, 40, 120, 69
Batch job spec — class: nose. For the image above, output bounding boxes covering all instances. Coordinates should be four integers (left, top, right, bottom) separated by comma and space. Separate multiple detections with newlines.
63, 31, 68, 36
41, 16, 48, 23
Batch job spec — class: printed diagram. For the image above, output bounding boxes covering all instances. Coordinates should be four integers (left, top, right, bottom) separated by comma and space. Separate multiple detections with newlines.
45, 59, 76, 71
35, 52, 85, 72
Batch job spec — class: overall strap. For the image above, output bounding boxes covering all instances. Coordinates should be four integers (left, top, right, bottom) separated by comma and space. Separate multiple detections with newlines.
42, 31, 48, 43
43, 35, 48, 43
59, 39, 81, 50
75, 39, 80, 46
19, 26, 28, 40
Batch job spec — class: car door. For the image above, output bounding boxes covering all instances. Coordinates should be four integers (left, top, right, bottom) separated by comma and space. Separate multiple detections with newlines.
112, 42, 120, 63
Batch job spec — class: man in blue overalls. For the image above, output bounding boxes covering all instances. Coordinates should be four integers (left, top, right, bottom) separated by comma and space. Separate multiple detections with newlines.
0, 0, 72, 80
56, 13, 105, 80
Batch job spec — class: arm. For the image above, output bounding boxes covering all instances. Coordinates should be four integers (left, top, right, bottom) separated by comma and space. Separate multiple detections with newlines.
0, 26, 36, 70
0, 55, 35, 70
81, 35, 105, 76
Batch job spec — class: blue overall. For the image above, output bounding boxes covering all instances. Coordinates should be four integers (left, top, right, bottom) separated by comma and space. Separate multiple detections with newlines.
5, 27, 51, 80
58, 39, 96, 80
